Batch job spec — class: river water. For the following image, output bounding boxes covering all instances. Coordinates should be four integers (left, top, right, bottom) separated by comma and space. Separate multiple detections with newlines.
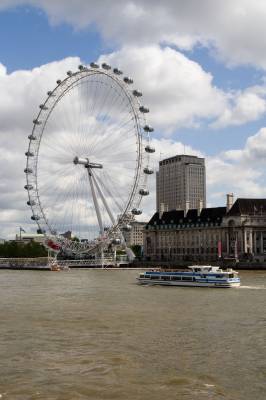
0, 269, 265, 400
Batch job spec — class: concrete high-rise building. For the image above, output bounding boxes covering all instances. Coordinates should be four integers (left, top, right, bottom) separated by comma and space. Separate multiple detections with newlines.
156, 155, 206, 212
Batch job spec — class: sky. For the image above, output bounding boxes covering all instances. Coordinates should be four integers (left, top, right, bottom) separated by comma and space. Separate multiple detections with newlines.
1, 0, 266, 238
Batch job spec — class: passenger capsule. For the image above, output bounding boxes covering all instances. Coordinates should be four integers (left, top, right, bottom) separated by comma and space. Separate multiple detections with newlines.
31, 215, 40, 221
113, 68, 123, 75
28, 134, 36, 140
102, 62, 111, 70
67, 70, 73, 76
56, 79, 62, 85
24, 184, 33, 190
132, 208, 142, 215
132, 89, 142, 97
90, 62, 99, 68
144, 167, 154, 175
112, 238, 121, 245
145, 145, 155, 153
124, 77, 133, 84
47, 91, 56, 97
143, 125, 154, 132
24, 168, 33, 174
33, 119, 42, 125
139, 189, 149, 196
39, 104, 48, 110
78, 65, 84, 70
139, 106, 149, 113
27, 200, 36, 206
25, 151, 34, 157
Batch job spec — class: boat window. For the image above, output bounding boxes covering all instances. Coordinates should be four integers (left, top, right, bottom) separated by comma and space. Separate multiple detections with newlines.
181, 276, 193, 281
172, 276, 181, 281
145, 274, 151, 278
150, 275, 159, 279
161, 275, 171, 280
229, 274, 234, 278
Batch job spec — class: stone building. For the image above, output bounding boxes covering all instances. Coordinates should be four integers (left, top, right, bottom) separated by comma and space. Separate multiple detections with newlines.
144, 196, 266, 263
123, 221, 147, 246
156, 155, 206, 212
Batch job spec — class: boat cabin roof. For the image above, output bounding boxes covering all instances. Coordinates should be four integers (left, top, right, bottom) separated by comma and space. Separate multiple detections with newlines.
188, 265, 222, 272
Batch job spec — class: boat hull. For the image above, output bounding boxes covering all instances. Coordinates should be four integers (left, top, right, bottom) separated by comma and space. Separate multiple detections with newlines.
137, 278, 240, 288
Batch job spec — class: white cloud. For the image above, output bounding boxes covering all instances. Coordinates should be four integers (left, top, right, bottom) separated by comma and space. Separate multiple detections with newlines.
207, 127, 266, 206
1, 53, 266, 238
143, 129, 266, 213
0, 53, 206, 236
212, 87, 266, 128
2, 1, 266, 69
0, 57, 82, 238
99, 45, 227, 132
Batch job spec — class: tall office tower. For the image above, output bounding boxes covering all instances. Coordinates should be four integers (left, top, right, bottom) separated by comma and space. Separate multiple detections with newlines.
156, 155, 206, 212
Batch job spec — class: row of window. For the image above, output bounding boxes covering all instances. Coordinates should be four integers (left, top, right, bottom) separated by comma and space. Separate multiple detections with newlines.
148, 223, 220, 229
151, 248, 218, 254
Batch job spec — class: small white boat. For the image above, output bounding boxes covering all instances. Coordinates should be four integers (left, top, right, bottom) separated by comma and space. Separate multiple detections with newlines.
137, 265, 240, 288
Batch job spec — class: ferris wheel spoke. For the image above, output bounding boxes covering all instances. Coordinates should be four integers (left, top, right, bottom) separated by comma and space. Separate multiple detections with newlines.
49, 168, 86, 235
92, 118, 135, 157
76, 80, 100, 156
25, 65, 154, 253
89, 81, 130, 155
95, 172, 124, 214
39, 138, 75, 162
38, 179, 79, 229
92, 111, 138, 156
98, 169, 129, 210
60, 170, 87, 237
87, 89, 118, 154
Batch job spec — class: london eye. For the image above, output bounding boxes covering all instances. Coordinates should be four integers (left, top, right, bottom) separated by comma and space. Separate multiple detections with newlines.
24, 62, 155, 256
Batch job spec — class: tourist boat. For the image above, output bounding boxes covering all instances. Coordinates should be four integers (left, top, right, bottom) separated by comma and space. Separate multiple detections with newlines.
137, 265, 240, 288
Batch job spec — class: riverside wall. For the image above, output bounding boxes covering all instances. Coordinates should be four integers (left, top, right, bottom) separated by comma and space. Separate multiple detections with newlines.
0, 257, 266, 270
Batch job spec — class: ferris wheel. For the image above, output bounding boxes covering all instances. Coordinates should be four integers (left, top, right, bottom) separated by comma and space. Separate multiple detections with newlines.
24, 61, 155, 255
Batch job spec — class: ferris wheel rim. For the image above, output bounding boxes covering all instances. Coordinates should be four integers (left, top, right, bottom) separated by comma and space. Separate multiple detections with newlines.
25, 63, 154, 253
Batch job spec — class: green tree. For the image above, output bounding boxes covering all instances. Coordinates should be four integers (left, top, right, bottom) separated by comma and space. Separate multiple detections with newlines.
0, 241, 47, 258
130, 245, 142, 258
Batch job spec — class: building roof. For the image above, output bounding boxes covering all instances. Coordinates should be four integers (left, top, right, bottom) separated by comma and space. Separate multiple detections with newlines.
227, 198, 266, 216
147, 207, 226, 228
159, 154, 205, 166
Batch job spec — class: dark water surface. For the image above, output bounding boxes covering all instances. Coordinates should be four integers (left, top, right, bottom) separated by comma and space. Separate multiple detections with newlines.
0, 269, 265, 400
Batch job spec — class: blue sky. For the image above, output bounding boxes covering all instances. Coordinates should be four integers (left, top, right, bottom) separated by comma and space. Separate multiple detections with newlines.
1, 0, 266, 237
0, 6, 104, 72
1, 4, 262, 154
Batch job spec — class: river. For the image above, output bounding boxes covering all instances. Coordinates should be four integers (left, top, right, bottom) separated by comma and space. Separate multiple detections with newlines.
0, 269, 265, 400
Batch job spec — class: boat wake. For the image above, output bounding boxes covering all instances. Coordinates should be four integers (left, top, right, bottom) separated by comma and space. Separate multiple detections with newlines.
238, 285, 266, 290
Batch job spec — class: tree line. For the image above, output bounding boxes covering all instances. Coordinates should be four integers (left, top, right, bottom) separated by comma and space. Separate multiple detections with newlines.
0, 241, 48, 258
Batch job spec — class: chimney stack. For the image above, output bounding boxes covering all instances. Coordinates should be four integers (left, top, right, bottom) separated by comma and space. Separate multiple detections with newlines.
226, 193, 234, 212
197, 199, 203, 216
159, 203, 165, 219
185, 200, 190, 217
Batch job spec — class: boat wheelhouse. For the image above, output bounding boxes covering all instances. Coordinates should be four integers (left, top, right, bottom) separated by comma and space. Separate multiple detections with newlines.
137, 265, 240, 288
